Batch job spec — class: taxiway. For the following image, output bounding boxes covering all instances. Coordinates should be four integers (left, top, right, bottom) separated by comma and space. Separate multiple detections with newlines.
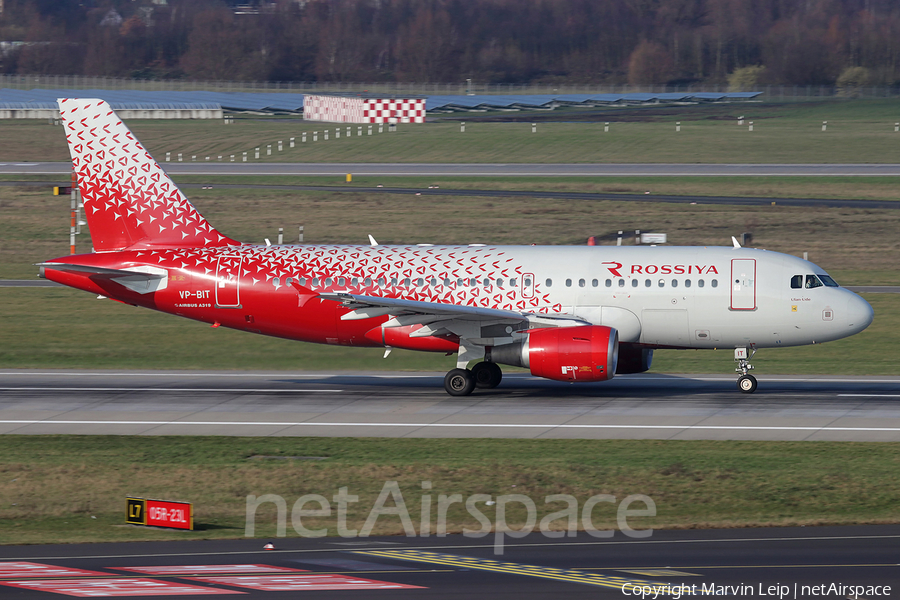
0, 525, 896, 599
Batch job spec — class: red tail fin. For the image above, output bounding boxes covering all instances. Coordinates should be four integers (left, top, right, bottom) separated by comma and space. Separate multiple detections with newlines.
57, 98, 238, 252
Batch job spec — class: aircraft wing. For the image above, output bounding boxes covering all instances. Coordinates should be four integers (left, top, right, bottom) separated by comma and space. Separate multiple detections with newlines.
319, 292, 589, 347
37, 262, 168, 294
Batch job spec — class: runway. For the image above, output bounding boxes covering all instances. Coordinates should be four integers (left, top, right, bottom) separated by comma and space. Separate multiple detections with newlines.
6, 162, 900, 176
2, 370, 899, 441
0, 525, 896, 598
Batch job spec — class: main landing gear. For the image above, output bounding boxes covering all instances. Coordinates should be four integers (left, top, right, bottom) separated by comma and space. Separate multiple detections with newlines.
444, 362, 502, 396
735, 347, 758, 394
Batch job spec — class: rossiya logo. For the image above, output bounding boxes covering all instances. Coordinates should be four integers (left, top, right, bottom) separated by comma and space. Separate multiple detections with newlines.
602, 262, 720, 277
601, 262, 623, 277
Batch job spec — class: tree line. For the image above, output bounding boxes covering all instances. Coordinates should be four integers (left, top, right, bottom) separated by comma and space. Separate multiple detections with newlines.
2, 0, 899, 87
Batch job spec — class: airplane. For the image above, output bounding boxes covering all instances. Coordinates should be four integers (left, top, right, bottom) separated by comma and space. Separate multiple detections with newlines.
38, 99, 874, 396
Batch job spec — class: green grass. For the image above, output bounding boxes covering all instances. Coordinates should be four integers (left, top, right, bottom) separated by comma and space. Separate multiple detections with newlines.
7, 173, 900, 202
6, 99, 900, 163
0, 288, 895, 374
1, 436, 897, 544
4, 180, 900, 282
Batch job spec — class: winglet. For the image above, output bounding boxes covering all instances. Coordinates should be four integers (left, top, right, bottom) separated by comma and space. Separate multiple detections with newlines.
368, 235, 379, 247
732, 236, 742, 249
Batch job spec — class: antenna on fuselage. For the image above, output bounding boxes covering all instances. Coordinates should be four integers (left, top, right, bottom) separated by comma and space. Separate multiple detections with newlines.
731, 236, 742, 249
368, 235, 379, 247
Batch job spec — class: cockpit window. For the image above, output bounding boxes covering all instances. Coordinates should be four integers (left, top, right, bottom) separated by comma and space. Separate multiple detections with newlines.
805, 274, 823, 289
790, 275, 803, 289
818, 274, 839, 287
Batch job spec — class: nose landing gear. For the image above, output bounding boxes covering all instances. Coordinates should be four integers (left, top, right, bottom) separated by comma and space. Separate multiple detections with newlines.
735, 347, 757, 393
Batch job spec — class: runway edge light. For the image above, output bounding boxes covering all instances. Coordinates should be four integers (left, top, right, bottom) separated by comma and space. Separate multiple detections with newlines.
126, 497, 193, 530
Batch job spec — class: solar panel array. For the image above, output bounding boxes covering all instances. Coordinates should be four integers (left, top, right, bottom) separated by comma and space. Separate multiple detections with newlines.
425, 91, 761, 111
0, 88, 761, 113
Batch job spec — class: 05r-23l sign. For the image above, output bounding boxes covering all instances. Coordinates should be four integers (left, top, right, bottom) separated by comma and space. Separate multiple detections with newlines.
126, 497, 193, 530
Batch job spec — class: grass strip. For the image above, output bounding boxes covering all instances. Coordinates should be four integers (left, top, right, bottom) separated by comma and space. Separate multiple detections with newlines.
1, 436, 897, 545
3, 182, 900, 283
6, 99, 900, 164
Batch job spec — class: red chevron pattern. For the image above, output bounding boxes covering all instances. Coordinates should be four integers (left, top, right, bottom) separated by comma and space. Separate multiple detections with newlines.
58, 98, 237, 252
127, 244, 550, 312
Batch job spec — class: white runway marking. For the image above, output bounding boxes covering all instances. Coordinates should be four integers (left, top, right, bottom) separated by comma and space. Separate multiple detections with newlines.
1, 420, 899, 432
838, 394, 900, 397
3, 372, 900, 383
0, 387, 342, 393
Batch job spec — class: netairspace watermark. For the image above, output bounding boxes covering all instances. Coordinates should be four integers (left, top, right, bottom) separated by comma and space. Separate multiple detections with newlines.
622, 582, 893, 599
245, 480, 656, 555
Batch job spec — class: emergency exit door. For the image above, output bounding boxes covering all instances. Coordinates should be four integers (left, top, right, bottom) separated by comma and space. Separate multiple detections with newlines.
215, 255, 243, 308
730, 258, 756, 310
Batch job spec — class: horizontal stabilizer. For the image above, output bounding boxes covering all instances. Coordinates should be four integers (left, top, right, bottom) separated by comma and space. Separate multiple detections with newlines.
37, 262, 168, 295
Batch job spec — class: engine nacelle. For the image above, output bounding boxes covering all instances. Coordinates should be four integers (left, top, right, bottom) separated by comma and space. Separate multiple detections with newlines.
490, 325, 618, 382
616, 345, 653, 374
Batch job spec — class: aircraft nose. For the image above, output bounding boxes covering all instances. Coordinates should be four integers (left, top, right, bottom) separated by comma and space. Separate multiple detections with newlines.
845, 292, 874, 334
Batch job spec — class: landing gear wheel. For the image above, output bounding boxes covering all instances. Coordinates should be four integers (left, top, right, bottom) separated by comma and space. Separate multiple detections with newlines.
444, 368, 476, 396
472, 362, 503, 389
737, 374, 758, 394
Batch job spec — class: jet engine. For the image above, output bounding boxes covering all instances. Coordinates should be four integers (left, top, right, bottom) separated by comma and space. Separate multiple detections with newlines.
615, 345, 653, 374
490, 325, 618, 382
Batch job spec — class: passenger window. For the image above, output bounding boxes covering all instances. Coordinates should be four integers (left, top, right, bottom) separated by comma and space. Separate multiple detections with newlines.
523, 277, 530, 287
791, 275, 803, 289
457, 278, 464, 287
631, 279, 638, 288
377, 277, 385, 286
325, 277, 333, 287
404, 278, 411, 287
337, 277, 345, 286
313, 277, 320, 286
364, 277, 372, 286
483, 278, 490, 287
618, 279, 625, 287
299, 277, 307, 286
645, 279, 651, 287
566, 279, 572, 287
497, 278, 504, 287
805, 274, 823, 289
685, 279, 691, 288
272, 277, 280, 287
546, 279, 553, 287
592, 279, 598, 287
711, 279, 718, 288
658, 279, 665, 287
351, 277, 359, 286
578, 279, 585, 287
510, 278, 517, 287
285, 277, 292, 285
430, 278, 437, 286
605, 279, 612, 287
444, 278, 450, 286
470, 278, 478, 286
416, 278, 424, 287
698, 279, 704, 288
390, 277, 397, 286
672, 279, 678, 288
